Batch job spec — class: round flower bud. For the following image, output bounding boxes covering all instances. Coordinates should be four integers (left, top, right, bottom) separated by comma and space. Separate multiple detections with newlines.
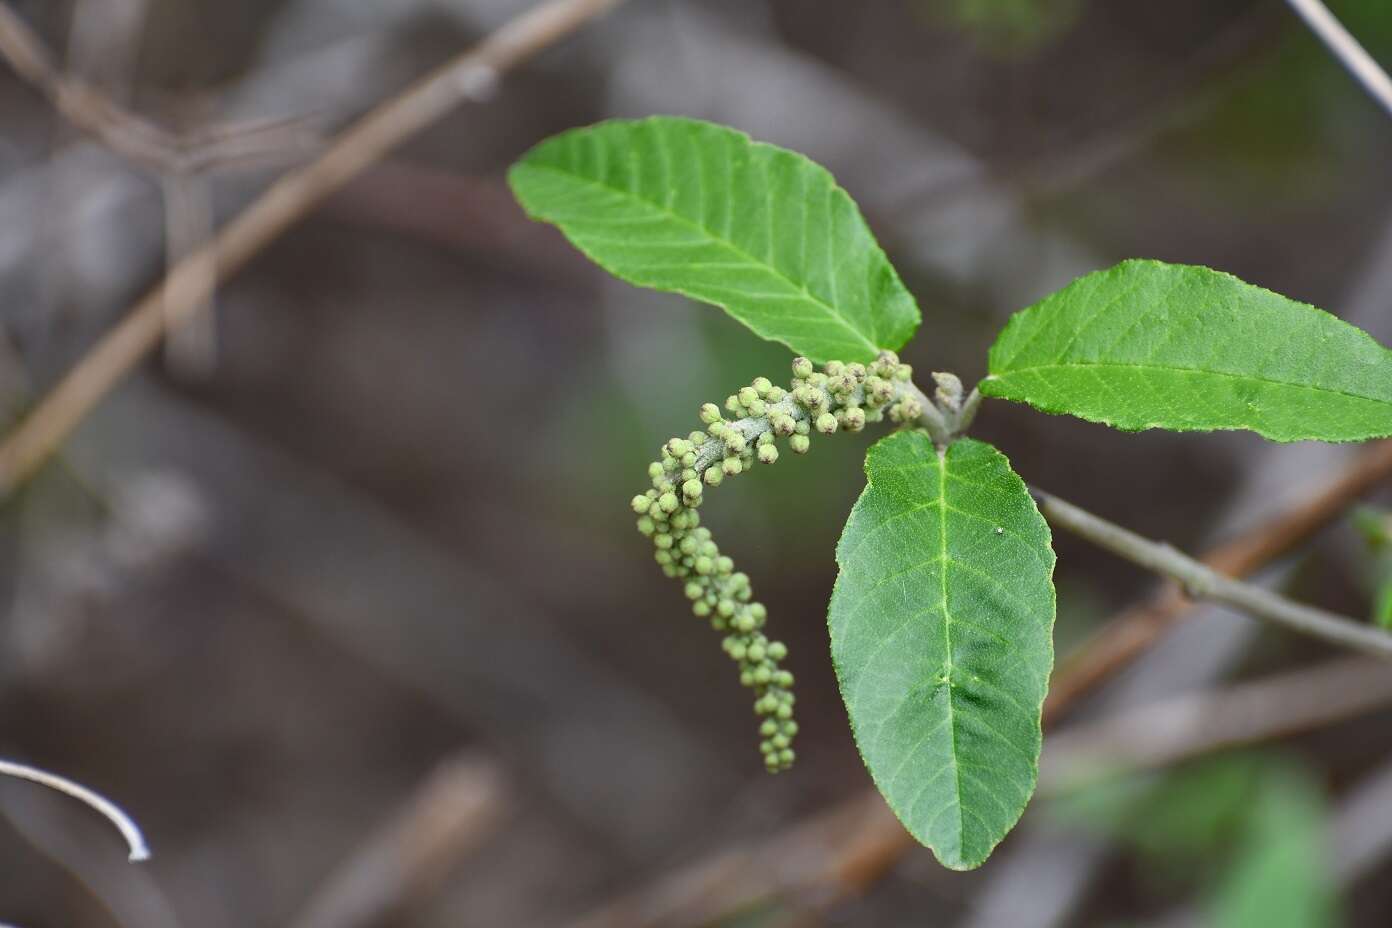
752, 376, 774, 396
776, 704, 794, 720
745, 398, 766, 417
716, 556, 734, 574
757, 444, 779, 465
789, 434, 811, 454
782, 720, 799, 736
631, 494, 652, 514
724, 432, 747, 454
684, 582, 703, 600
658, 492, 680, 513
717, 598, 736, 617
725, 395, 745, 416
847, 362, 867, 382
746, 642, 767, 662
692, 600, 711, 617
636, 516, 656, 536
791, 356, 814, 379
775, 670, 794, 687
753, 666, 772, 685
733, 612, 756, 632
694, 555, 714, 575
654, 533, 674, 550
761, 719, 779, 737
722, 457, 743, 477
771, 733, 790, 749
767, 641, 787, 660
738, 386, 760, 407
825, 360, 844, 376
765, 386, 786, 402
778, 748, 795, 765
703, 466, 724, 487
699, 403, 723, 424
654, 549, 673, 565
815, 412, 838, 435
682, 478, 703, 501
842, 407, 866, 431
648, 462, 664, 479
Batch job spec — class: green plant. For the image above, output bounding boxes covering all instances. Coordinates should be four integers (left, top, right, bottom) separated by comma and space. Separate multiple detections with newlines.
508, 116, 1392, 870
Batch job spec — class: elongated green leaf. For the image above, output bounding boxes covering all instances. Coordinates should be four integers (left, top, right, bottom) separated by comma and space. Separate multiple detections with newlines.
508, 117, 919, 362
829, 434, 1055, 870
982, 259, 1392, 442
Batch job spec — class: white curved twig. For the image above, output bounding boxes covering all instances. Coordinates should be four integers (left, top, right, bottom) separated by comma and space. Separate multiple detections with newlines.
0, 758, 150, 862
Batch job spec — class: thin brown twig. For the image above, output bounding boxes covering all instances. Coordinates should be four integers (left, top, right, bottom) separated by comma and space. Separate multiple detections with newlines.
289, 756, 508, 928
1044, 439, 1392, 725
569, 655, 1392, 928
0, 4, 317, 173
569, 440, 1392, 927
0, 0, 627, 496
1039, 655, 1392, 789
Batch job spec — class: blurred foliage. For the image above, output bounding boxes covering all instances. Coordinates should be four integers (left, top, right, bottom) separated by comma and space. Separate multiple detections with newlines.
915, 0, 1085, 55
1053, 754, 1337, 926
1351, 507, 1392, 628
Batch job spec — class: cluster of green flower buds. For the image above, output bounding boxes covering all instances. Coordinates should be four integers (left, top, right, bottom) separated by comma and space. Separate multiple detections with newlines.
628, 352, 919, 772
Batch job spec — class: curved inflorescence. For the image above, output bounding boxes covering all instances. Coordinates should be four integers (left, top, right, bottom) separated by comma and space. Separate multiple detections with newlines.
630, 351, 922, 771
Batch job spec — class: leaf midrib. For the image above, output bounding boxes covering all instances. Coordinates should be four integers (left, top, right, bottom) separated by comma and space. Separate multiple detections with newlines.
518, 160, 881, 355
937, 450, 965, 857
989, 359, 1392, 406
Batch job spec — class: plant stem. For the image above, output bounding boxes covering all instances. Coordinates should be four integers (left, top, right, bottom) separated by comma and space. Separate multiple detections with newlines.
1032, 488, 1392, 660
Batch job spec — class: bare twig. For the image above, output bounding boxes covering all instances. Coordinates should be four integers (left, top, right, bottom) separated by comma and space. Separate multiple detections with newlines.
0, 758, 149, 862
1033, 488, 1392, 660
0, 3, 317, 172
290, 756, 508, 928
1045, 439, 1392, 723
1285, 0, 1392, 119
160, 170, 218, 378
0, 0, 626, 495
571, 657, 1392, 928
1040, 656, 1392, 790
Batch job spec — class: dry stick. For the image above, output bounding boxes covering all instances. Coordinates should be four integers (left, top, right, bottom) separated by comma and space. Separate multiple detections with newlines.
0, 0, 627, 496
0, 758, 149, 862
0, 3, 316, 173
289, 757, 508, 928
1285, 0, 1392, 119
570, 439, 1392, 927
1039, 655, 1392, 790
1033, 488, 1392, 660
571, 656, 1392, 928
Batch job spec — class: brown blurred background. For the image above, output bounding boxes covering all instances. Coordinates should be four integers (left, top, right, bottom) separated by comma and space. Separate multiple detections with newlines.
2, 0, 1392, 925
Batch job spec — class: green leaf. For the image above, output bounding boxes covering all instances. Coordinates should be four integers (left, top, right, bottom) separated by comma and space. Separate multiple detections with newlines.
1374, 579, 1392, 630
508, 117, 919, 363
829, 433, 1055, 869
981, 259, 1392, 442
